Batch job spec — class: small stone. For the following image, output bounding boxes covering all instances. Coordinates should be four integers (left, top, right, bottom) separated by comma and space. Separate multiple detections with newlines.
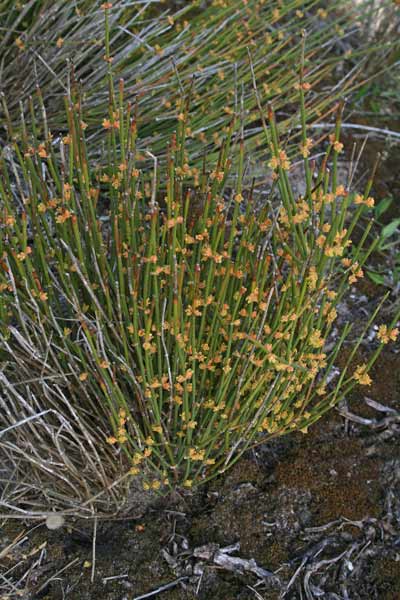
346, 560, 354, 572
366, 446, 378, 457
45, 513, 65, 530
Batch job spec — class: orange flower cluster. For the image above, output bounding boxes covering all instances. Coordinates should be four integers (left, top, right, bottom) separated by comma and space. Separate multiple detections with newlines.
377, 325, 398, 344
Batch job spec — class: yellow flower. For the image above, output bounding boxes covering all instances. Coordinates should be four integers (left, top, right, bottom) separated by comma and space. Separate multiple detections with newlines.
132, 452, 143, 465
16, 246, 32, 261
353, 364, 372, 386
55, 209, 72, 224
354, 194, 374, 207
377, 325, 399, 344
38, 144, 48, 158
15, 37, 25, 51
299, 138, 313, 158
188, 448, 205, 461
102, 117, 119, 130
210, 170, 224, 183
246, 287, 259, 304
327, 308, 337, 324
295, 82, 311, 92
307, 267, 318, 289
309, 330, 324, 348
279, 149, 290, 170
4, 214, 15, 226
268, 149, 290, 171
335, 185, 346, 196
272, 8, 280, 20
333, 140, 344, 153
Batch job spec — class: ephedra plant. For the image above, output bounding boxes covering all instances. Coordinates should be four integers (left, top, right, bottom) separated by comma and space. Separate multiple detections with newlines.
0, 75, 398, 518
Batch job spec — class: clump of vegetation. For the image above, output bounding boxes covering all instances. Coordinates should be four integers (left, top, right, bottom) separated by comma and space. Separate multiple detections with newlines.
1, 0, 397, 162
1, 69, 398, 517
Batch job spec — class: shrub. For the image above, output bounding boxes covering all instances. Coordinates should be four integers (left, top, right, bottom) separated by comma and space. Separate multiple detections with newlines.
1, 73, 399, 517
1, 0, 397, 162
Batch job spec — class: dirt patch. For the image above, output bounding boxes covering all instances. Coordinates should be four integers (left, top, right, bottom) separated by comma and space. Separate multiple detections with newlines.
370, 556, 400, 600
274, 435, 382, 524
